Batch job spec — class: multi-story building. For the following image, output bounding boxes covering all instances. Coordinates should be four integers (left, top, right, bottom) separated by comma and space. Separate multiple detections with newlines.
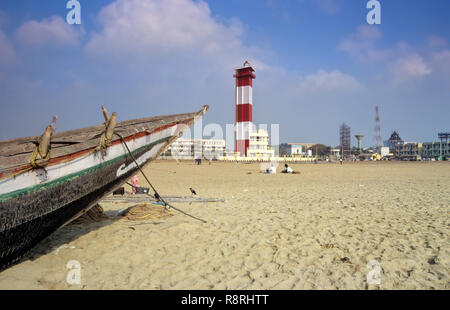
395, 142, 422, 160
385, 131, 404, 152
279, 143, 317, 156
202, 139, 227, 160
247, 129, 275, 159
279, 143, 302, 156
163, 138, 226, 160
422, 141, 450, 160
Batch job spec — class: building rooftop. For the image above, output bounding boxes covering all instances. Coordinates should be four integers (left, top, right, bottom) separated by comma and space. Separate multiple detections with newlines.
234, 60, 255, 72
285, 142, 317, 148
250, 129, 269, 137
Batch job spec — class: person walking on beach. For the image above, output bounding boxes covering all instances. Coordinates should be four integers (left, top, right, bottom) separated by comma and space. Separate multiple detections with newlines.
131, 174, 139, 195
195, 155, 202, 165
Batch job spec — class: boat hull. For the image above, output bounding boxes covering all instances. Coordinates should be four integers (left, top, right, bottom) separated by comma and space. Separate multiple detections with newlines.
1, 138, 171, 270
0, 105, 209, 270
0, 119, 191, 270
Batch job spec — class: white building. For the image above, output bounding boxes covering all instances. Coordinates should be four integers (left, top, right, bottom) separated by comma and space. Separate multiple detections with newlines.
164, 138, 226, 160
279, 143, 303, 156
380, 146, 390, 157
247, 129, 275, 159
330, 148, 340, 157
280, 142, 317, 157
202, 139, 226, 159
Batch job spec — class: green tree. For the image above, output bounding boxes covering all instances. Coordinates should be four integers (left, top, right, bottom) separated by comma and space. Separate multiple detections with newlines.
307, 144, 331, 156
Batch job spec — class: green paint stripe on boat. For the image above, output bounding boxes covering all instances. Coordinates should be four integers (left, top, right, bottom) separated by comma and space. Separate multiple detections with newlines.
0, 137, 170, 203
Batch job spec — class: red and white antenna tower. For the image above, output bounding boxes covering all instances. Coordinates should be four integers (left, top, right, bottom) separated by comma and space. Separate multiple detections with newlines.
374, 106, 382, 150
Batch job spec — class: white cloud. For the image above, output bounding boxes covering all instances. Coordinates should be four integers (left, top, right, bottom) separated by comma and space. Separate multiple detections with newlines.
83, 0, 269, 102
428, 35, 448, 50
339, 26, 443, 83
431, 50, 450, 74
85, 0, 361, 95
298, 69, 361, 93
338, 25, 388, 62
86, 0, 246, 58
392, 54, 431, 81
0, 31, 15, 67
433, 50, 450, 65
315, 0, 340, 15
15, 16, 83, 47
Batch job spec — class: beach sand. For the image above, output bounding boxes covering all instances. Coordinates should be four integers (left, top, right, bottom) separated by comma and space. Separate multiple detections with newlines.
0, 160, 448, 290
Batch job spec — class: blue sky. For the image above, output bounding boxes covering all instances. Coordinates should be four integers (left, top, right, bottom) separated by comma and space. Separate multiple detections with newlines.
0, 0, 449, 148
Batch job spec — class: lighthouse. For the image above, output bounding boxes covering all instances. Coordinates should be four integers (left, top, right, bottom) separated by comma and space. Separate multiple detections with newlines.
234, 61, 255, 156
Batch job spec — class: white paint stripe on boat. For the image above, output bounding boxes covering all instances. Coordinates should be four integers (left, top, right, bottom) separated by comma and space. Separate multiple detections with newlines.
0, 125, 178, 196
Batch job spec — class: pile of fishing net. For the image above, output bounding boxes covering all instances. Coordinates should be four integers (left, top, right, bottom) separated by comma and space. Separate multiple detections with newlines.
70, 204, 108, 225
118, 202, 173, 221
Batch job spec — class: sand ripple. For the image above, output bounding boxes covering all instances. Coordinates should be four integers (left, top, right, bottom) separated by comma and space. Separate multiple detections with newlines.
0, 161, 448, 289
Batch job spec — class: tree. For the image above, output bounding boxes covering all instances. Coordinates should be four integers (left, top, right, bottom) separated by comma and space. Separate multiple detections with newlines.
307, 144, 331, 156
351, 146, 360, 155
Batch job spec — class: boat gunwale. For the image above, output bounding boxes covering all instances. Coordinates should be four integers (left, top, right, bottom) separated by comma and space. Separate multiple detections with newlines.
0, 109, 202, 146
0, 105, 209, 177
0, 121, 186, 178
0, 136, 171, 204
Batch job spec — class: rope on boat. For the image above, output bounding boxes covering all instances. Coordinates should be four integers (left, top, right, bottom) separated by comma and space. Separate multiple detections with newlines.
115, 132, 207, 224
97, 108, 117, 157
30, 125, 53, 168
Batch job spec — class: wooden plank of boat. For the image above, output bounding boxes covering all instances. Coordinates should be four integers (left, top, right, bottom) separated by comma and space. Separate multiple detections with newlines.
101, 195, 226, 203
0, 105, 208, 270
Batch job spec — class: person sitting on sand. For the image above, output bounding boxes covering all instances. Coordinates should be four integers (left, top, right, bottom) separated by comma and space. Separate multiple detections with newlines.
266, 165, 276, 174
281, 164, 293, 174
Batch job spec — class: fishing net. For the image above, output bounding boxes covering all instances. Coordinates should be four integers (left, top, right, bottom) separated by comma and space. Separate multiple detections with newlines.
70, 204, 108, 225
119, 203, 173, 221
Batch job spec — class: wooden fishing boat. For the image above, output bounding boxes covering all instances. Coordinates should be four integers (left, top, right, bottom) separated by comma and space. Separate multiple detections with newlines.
0, 105, 209, 270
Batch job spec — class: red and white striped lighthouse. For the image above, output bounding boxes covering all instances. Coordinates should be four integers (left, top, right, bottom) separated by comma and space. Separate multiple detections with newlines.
234, 60, 255, 156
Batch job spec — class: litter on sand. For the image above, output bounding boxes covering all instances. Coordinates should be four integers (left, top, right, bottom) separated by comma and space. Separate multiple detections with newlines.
53, 245, 76, 255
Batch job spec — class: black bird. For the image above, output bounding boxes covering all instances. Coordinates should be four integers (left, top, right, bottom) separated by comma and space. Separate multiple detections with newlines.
189, 188, 197, 196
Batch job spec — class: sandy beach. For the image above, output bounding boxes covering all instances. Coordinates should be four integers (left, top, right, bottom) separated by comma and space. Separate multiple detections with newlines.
0, 160, 448, 290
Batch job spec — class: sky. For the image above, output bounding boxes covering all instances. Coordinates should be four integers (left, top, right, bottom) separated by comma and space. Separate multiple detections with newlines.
0, 0, 449, 148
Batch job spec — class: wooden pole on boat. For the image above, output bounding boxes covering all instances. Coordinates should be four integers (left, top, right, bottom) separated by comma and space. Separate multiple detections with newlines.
38, 125, 52, 159
105, 112, 116, 142
101, 105, 110, 122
